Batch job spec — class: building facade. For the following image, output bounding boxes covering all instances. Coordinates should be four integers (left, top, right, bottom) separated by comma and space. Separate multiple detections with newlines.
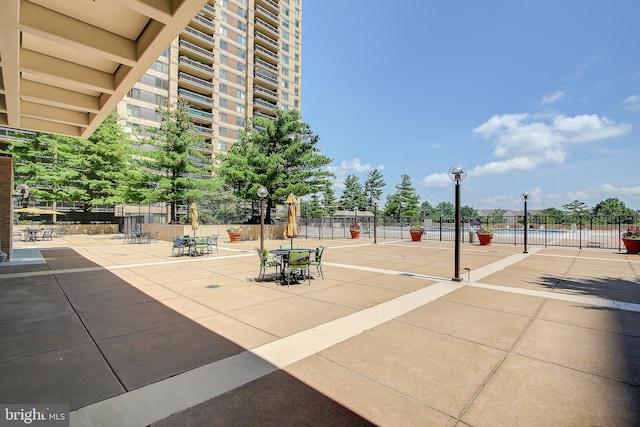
117, 0, 302, 161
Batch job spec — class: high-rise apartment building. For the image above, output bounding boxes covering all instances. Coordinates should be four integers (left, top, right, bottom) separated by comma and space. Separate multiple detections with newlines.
117, 0, 302, 160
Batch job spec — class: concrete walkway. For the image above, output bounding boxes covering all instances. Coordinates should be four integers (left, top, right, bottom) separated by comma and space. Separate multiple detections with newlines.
1, 234, 639, 426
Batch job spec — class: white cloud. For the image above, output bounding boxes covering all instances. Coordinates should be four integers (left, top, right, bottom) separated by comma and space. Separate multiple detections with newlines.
623, 95, 640, 111
541, 90, 566, 105
420, 172, 451, 187
469, 113, 631, 174
420, 112, 632, 191
327, 158, 384, 189
599, 184, 640, 197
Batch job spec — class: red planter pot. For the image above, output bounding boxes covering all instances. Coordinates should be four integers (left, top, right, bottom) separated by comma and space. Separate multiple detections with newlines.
350, 230, 360, 239
227, 231, 241, 242
477, 233, 493, 246
410, 231, 423, 241
622, 238, 640, 254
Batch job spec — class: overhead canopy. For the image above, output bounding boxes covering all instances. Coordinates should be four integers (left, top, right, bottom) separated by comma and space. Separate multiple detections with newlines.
0, 0, 208, 138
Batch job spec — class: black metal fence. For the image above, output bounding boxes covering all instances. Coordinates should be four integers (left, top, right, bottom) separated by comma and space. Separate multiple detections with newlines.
295, 215, 640, 251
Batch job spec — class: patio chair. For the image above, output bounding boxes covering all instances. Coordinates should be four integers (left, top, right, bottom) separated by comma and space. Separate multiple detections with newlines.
256, 247, 280, 280
42, 229, 53, 241
284, 250, 311, 286
207, 234, 219, 254
195, 236, 209, 255
171, 236, 186, 256
310, 246, 326, 279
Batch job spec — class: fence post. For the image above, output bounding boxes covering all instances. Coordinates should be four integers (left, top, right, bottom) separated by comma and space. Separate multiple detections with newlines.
439, 217, 443, 242
579, 214, 583, 249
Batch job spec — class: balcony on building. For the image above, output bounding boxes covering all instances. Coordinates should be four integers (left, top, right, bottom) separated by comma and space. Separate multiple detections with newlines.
194, 124, 214, 136
253, 84, 278, 101
191, 13, 215, 32
201, 2, 215, 18
178, 88, 213, 108
255, 57, 278, 73
254, 31, 279, 50
178, 72, 214, 94
188, 106, 213, 123
254, 66, 278, 89
254, 44, 278, 64
182, 25, 215, 47
257, 0, 279, 15
254, 110, 276, 120
254, 97, 277, 112
179, 40, 214, 63
255, 4, 278, 26
179, 55, 214, 80
255, 17, 278, 38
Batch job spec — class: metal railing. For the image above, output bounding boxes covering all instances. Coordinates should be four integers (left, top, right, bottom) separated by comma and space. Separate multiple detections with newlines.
293, 214, 640, 251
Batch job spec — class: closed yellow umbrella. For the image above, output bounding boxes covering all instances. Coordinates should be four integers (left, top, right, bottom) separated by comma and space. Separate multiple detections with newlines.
190, 202, 199, 235
285, 193, 298, 247
15, 207, 65, 215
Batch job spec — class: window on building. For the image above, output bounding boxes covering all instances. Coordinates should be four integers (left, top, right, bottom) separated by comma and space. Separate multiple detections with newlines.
220, 54, 228, 65
218, 141, 228, 151
236, 104, 245, 113
219, 83, 228, 94
219, 112, 227, 122
220, 26, 228, 37
282, 31, 289, 40
236, 89, 245, 100
282, 55, 289, 64
126, 104, 140, 118
218, 126, 228, 137
128, 88, 140, 99
282, 43, 289, 52
219, 98, 228, 108
220, 40, 228, 51
282, 19, 289, 28
237, 35, 246, 45
236, 117, 245, 126
155, 77, 168, 90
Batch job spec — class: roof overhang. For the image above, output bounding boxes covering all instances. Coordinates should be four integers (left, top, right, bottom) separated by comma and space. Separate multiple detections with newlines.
0, 0, 207, 138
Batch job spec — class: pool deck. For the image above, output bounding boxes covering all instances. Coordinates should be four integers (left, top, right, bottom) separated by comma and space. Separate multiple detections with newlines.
1, 234, 639, 426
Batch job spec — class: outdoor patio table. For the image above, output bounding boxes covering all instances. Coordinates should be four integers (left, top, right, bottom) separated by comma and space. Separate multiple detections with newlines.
270, 248, 314, 283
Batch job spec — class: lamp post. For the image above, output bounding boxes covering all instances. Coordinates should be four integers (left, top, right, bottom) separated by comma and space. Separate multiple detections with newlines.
521, 192, 531, 253
373, 201, 378, 244
448, 165, 467, 282
257, 186, 268, 252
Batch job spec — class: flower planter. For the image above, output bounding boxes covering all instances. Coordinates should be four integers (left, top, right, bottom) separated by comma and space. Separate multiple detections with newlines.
477, 232, 493, 246
410, 231, 423, 242
227, 231, 241, 242
621, 238, 640, 254
350, 230, 360, 239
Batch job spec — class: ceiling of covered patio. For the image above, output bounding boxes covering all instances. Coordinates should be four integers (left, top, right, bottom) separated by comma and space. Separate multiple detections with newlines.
0, 0, 207, 138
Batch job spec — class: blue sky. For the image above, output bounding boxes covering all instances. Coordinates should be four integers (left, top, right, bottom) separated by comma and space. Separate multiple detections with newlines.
301, 0, 640, 211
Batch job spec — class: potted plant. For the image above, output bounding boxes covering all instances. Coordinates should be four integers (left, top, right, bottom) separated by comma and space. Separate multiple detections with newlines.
227, 226, 242, 242
476, 225, 494, 246
621, 226, 640, 253
409, 225, 423, 242
349, 221, 361, 239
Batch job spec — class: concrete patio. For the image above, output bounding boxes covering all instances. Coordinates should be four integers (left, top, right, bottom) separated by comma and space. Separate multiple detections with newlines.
1, 234, 639, 426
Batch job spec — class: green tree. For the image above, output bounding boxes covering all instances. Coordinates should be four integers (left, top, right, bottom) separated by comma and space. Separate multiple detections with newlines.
461, 205, 478, 220
141, 101, 214, 222
383, 174, 420, 221
7, 111, 140, 211
432, 201, 455, 218
592, 197, 636, 223
419, 201, 433, 219
217, 109, 333, 222
534, 207, 566, 225
7, 132, 82, 207
73, 111, 140, 210
363, 168, 385, 209
339, 174, 367, 210
562, 200, 590, 215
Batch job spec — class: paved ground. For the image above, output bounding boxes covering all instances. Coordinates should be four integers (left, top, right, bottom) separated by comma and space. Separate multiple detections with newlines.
1, 234, 639, 426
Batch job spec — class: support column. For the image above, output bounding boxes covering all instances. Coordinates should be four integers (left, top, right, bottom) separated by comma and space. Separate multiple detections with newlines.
0, 155, 14, 261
